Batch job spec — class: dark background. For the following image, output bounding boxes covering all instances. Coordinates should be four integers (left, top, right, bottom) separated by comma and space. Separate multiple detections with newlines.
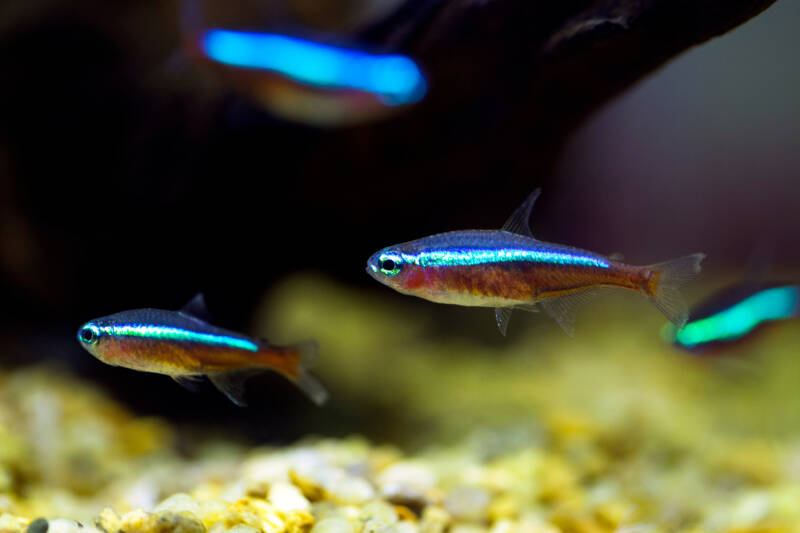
0, 0, 796, 442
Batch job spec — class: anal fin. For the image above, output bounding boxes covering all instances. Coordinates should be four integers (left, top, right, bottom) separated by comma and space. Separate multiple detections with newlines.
540, 289, 602, 337
172, 375, 205, 392
208, 369, 262, 407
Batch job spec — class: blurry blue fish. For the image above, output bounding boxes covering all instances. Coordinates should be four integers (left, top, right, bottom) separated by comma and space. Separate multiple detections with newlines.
186, 28, 427, 125
202, 30, 426, 104
662, 282, 800, 352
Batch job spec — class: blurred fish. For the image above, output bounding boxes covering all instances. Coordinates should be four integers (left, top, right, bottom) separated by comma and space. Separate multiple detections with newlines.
183, 25, 427, 125
367, 189, 705, 336
172, 0, 427, 125
175, 0, 427, 126
662, 282, 800, 353
76, 294, 327, 406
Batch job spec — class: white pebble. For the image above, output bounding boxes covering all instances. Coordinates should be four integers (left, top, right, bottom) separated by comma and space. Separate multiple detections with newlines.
269, 482, 311, 512
444, 486, 490, 522
220, 479, 248, 502
391, 522, 420, 533
449, 525, 487, 533
379, 463, 436, 502
153, 493, 200, 514
419, 506, 450, 533
727, 491, 772, 527
243, 456, 292, 485
227, 525, 261, 533
365, 522, 419, 533
48, 520, 99, 533
359, 501, 398, 524
489, 520, 515, 533
326, 476, 375, 504
287, 450, 330, 479
0, 514, 24, 533
208, 523, 228, 533
312, 518, 356, 533
122, 477, 160, 511
196, 499, 229, 520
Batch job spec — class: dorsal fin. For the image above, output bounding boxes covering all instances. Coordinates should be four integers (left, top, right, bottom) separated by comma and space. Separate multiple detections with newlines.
179, 293, 212, 322
502, 188, 541, 237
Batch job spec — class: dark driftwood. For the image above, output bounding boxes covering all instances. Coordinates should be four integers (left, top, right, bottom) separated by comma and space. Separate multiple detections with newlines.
353, 0, 781, 190
285, 0, 782, 239
0, 0, 782, 428
0, 0, 782, 313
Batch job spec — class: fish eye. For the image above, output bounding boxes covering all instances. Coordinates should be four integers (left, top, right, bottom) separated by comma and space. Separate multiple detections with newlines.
379, 254, 403, 276
79, 325, 100, 345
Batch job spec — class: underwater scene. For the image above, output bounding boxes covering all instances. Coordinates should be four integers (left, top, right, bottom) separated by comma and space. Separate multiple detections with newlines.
1, 1, 799, 533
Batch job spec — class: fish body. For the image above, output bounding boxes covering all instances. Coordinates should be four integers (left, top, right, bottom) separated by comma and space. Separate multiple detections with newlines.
662, 282, 800, 352
77, 295, 326, 406
367, 189, 705, 335
371, 230, 650, 307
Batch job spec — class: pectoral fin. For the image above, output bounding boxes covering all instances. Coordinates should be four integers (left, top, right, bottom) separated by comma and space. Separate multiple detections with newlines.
495, 305, 539, 336
495, 308, 513, 336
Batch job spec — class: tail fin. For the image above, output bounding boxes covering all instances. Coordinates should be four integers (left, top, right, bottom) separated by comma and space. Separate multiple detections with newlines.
208, 340, 328, 407
290, 340, 329, 406
646, 253, 706, 328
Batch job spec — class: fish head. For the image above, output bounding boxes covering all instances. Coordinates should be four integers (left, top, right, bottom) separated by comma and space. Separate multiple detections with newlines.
77, 317, 134, 367
76, 320, 110, 361
367, 246, 429, 297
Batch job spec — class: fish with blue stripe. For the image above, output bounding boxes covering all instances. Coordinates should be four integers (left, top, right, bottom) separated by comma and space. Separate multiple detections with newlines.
187, 28, 427, 126
661, 282, 800, 353
76, 294, 327, 406
367, 189, 705, 336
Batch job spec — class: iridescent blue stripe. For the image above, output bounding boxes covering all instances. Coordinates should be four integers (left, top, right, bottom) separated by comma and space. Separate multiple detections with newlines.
100, 324, 259, 352
201, 30, 427, 105
400, 248, 610, 269
671, 286, 800, 348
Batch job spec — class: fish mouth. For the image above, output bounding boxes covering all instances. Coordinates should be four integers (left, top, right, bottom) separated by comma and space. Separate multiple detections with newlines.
366, 253, 381, 278
365, 263, 380, 282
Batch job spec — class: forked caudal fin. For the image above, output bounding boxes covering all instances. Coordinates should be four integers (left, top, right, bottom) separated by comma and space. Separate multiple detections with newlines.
208, 339, 328, 407
646, 253, 706, 329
